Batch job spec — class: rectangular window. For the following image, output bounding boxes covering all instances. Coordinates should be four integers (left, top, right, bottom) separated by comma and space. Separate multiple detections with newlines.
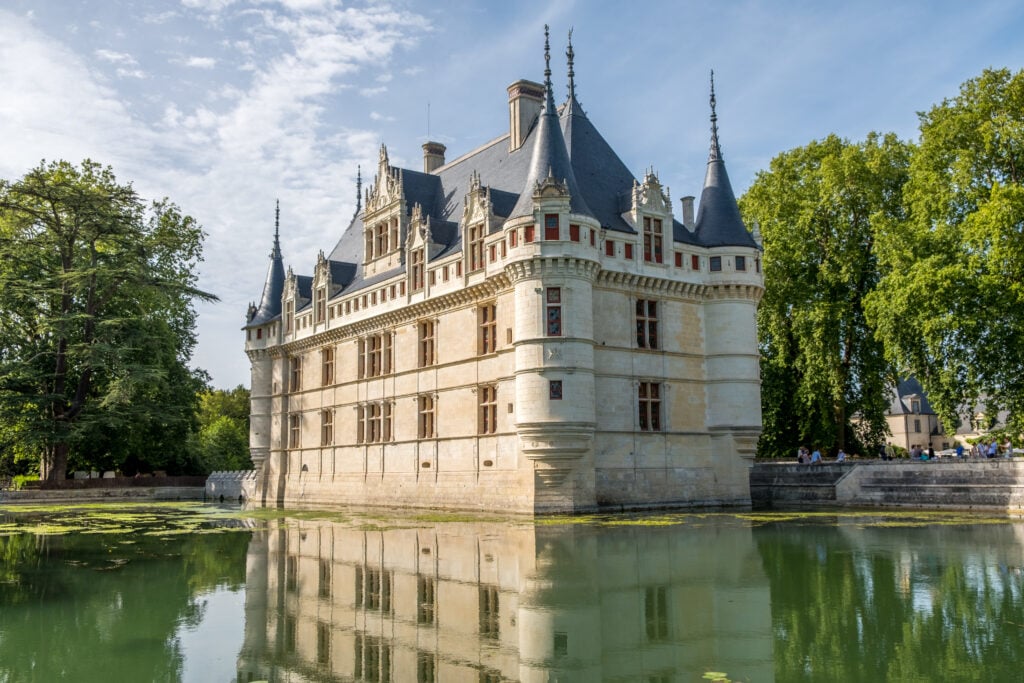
736, 255, 746, 271
636, 300, 659, 349
510, 230, 518, 248
544, 213, 559, 240
569, 224, 580, 242
645, 586, 669, 641
478, 303, 497, 355
317, 621, 331, 666
710, 255, 722, 271
320, 410, 333, 446
605, 240, 614, 256
546, 287, 562, 337
417, 575, 436, 625
489, 244, 497, 263
456, 261, 462, 276
383, 402, 393, 442
479, 585, 500, 639
319, 559, 331, 599
289, 413, 301, 448
500, 240, 507, 258
256, 327, 262, 340
691, 254, 700, 270
674, 252, 682, 267
914, 418, 922, 433
411, 248, 425, 291
638, 382, 662, 432
756, 257, 761, 273
429, 270, 436, 286
590, 229, 596, 246
359, 333, 393, 378
418, 395, 436, 438
316, 287, 326, 323
479, 385, 498, 434
417, 651, 436, 683
643, 216, 663, 263
289, 356, 302, 393
469, 224, 485, 272
285, 300, 294, 333
525, 225, 535, 243
321, 347, 334, 386
549, 380, 563, 400
354, 635, 391, 683
418, 320, 436, 367
442, 265, 449, 282
625, 243, 634, 260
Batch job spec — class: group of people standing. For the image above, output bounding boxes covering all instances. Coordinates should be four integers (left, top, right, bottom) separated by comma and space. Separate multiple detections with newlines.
796, 446, 847, 464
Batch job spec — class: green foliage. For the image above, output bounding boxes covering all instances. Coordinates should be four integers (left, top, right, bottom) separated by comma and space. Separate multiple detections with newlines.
865, 68, 1024, 436
191, 386, 252, 473
0, 160, 215, 479
741, 133, 912, 456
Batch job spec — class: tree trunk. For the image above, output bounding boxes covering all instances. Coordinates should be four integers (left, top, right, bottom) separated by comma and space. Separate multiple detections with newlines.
41, 443, 69, 483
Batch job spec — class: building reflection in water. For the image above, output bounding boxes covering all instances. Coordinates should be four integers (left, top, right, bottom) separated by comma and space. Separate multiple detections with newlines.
236, 518, 773, 682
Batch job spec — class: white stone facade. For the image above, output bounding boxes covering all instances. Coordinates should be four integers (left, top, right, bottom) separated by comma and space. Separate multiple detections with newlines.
244, 41, 763, 514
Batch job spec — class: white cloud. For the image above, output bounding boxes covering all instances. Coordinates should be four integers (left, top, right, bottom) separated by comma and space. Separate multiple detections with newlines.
182, 55, 217, 68
115, 67, 147, 79
369, 111, 394, 122
144, 11, 178, 24
94, 48, 136, 65
359, 85, 387, 97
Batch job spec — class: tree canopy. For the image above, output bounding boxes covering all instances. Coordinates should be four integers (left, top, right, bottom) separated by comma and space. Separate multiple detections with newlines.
865, 68, 1024, 435
740, 133, 912, 457
0, 160, 214, 479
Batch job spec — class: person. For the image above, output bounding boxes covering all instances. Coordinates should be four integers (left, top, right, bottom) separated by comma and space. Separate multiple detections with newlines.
1004, 438, 1013, 459
810, 447, 822, 465
836, 449, 847, 462
988, 440, 998, 458
955, 443, 965, 459
927, 447, 935, 460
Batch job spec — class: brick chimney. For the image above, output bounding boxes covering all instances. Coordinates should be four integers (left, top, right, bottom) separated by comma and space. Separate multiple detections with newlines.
507, 79, 544, 152
422, 141, 446, 173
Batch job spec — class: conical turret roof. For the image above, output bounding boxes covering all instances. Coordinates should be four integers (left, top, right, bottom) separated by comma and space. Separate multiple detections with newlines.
693, 72, 758, 249
509, 26, 593, 220
248, 200, 286, 325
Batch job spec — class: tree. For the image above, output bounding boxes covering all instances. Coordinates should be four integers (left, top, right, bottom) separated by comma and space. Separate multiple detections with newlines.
740, 133, 912, 456
865, 68, 1024, 435
192, 385, 252, 472
0, 160, 214, 480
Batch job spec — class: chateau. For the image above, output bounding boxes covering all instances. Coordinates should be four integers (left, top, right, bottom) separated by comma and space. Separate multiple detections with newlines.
243, 30, 764, 514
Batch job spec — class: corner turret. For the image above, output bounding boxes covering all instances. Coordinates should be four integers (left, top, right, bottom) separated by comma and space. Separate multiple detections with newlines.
247, 200, 287, 325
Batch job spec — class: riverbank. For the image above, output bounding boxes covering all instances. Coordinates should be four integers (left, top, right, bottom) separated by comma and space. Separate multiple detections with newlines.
750, 459, 1024, 511
0, 486, 206, 504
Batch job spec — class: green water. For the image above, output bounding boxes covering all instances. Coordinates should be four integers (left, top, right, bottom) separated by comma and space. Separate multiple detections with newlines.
1, 505, 1023, 682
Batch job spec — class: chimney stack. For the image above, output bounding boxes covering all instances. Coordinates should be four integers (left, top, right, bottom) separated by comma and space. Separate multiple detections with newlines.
422, 141, 446, 173
681, 196, 695, 230
507, 79, 545, 152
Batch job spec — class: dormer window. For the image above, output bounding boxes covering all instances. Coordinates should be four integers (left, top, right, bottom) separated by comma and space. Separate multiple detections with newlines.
468, 224, 486, 272
544, 214, 559, 240
315, 287, 326, 323
411, 248, 425, 292
643, 216, 663, 263
285, 300, 294, 333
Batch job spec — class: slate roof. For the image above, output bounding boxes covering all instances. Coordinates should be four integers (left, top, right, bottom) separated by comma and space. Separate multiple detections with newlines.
247, 213, 286, 326
888, 377, 936, 416
268, 65, 753, 304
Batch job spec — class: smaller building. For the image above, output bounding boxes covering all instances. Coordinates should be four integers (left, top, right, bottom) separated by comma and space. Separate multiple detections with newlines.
884, 377, 948, 453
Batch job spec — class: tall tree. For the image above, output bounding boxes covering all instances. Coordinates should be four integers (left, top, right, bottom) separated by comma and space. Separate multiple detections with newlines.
0, 160, 213, 480
865, 68, 1024, 435
741, 133, 911, 456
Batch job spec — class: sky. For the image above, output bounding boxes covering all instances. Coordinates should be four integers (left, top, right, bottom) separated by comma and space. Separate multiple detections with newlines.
2, 0, 1023, 389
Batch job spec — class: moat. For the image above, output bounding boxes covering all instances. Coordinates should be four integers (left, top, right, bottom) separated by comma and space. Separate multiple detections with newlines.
1, 503, 1023, 682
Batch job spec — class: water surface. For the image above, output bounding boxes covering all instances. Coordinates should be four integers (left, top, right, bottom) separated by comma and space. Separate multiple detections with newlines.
1, 504, 1022, 682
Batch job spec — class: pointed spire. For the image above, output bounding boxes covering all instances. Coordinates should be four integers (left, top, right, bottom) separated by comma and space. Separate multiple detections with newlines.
249, 201, 287, 325
566, 28, 575, 102
694, 73, 758, 248
508, 26, 593, 220
709, 69, 722, 161
272, 198, 281, 258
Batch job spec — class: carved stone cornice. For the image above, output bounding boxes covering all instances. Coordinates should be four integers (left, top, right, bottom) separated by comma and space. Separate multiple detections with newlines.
504, 256, 602, 284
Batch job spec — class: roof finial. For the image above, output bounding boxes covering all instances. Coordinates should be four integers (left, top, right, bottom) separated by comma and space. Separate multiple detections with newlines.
543, 24, 551, 91
355, 165, 362, 216
272, 199, 282, 259
566, 28, 575, 101
709, 69, 722, 161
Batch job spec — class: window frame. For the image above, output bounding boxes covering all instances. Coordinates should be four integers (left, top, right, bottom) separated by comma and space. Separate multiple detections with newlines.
635, 299, 659, 349
638, 381, 662, 432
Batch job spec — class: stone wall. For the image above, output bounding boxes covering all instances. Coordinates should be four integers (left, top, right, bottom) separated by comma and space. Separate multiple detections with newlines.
751, 460, 1024, 511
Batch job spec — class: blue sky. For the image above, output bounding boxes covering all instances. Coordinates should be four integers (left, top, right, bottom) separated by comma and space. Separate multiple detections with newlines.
2, 0, 1023, 389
